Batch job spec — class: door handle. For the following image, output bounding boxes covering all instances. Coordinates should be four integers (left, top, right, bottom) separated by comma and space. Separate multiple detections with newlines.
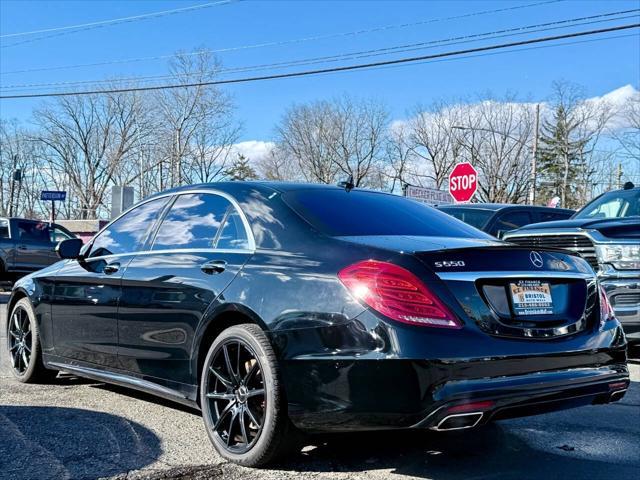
104, 263, 120, 275
201, 260, 227, 274
17, 245, 27, 250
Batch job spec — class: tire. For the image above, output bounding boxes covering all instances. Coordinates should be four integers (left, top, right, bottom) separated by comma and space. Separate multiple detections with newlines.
6, 298, 58, 383
200, 323, 294, 467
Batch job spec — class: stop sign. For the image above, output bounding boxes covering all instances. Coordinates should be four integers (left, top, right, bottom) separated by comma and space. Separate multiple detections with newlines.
448, 162, 478, 203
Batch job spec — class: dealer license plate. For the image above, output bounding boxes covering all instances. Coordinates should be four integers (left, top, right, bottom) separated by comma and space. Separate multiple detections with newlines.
509, 280, 553, 315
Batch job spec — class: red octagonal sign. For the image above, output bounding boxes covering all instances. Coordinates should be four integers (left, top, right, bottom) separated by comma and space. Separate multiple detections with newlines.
449, 162, 478, 203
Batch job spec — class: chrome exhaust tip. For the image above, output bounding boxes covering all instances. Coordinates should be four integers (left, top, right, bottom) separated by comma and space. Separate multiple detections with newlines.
431, 412, 484, 431
610, 389, 627, 402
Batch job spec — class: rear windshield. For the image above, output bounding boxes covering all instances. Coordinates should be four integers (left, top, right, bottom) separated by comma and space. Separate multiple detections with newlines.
283, 189, 489, 238
439, 207, 493, 229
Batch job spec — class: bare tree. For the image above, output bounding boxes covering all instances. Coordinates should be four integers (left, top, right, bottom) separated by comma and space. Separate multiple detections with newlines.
155, 51, 239, 189
275, 97, 389, 187
462, 96, 534, 203
408, 101, 463, 189
33, 91, 144, 219
0, 120, 45, 217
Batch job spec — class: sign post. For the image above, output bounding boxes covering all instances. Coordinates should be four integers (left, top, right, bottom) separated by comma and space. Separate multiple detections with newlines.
448, 162, 478, 203
41, 190, 67, 223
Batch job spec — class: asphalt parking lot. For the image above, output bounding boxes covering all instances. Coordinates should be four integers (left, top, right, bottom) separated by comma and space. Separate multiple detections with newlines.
1, 293, 639, 480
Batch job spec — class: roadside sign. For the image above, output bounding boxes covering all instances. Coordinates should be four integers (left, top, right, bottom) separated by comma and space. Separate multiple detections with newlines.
449, 162, 477, 203
41, 190, 67, 201
405, 185, 453, 205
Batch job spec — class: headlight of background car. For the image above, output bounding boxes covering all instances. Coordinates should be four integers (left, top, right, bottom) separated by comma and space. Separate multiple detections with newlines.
596, 244, 640, 270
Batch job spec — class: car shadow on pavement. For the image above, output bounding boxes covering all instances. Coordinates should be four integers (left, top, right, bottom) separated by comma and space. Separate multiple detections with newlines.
273, 418, 640, 480
0, 405, 162, 480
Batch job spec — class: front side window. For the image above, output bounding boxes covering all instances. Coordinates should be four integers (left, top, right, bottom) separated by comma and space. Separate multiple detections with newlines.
17, 221, 50, 243
51, 227, 73, 243
88, 197, 169, 258
152, 193, 230, 250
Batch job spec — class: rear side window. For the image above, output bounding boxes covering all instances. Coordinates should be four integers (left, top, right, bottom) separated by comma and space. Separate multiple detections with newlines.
494, 211, 532, 234
537, 211, 572, 222
88, 197, 169, 258
152, 193, 230, 250
216, 209, 250, 250
283, 189, 490, 238
440, 208, 493, 230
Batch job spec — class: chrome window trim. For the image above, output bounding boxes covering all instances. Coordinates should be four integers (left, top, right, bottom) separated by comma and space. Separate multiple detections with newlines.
82, 188, 256, 259
83, 248, 254, 263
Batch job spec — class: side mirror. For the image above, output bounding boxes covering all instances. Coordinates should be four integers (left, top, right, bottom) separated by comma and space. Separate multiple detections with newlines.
56, 238, 84, 259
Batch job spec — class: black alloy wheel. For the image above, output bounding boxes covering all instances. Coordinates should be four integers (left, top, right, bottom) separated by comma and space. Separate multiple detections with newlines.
6, 298, 58, 383
206, 339, 266, 453
8, 304, 32, 375
200, 324, 294, 467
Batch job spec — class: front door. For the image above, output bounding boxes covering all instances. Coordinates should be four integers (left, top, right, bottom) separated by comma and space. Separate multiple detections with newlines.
51, 196, 170, 367
13, 220, 55, 271
117, 192, 254, 385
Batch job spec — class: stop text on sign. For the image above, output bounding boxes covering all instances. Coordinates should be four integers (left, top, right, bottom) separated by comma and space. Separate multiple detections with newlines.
448, 162, 478, 203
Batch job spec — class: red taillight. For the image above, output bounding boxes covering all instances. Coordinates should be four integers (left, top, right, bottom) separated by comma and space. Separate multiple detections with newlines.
338, 260, 462, 329
599, 285, 615, 323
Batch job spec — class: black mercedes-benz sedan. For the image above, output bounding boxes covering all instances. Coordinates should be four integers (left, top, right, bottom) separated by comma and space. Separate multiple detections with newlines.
5, 182, 629, 467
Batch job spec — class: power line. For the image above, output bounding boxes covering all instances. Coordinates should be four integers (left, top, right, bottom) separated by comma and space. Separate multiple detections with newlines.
3, 10, 636, 92
1, 23, 637, 100
0, 1, 239, 48
0, 0, 563, 72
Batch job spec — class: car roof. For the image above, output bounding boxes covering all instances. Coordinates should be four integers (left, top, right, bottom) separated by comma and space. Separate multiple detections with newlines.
156, 181, 395, 196
438, 203, 574, 213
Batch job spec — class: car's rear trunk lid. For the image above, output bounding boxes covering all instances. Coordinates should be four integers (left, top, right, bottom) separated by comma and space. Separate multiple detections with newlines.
416, 246, 598, 339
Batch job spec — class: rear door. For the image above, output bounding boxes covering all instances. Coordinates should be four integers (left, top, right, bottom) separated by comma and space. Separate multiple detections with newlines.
51, 196, 170, 367
117, 192, 254, 385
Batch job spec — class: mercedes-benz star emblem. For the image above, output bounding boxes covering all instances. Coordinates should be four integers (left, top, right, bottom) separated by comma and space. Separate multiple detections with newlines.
530, 251, 544, 268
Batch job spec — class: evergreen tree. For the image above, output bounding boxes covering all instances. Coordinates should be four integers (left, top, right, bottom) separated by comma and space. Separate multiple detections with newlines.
224, 154, 258, 181
537, 105, 589, 208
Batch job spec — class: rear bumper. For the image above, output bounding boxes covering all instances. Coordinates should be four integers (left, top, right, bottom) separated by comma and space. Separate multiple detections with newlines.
281, 353, 629, 433
415, 364, 629, 431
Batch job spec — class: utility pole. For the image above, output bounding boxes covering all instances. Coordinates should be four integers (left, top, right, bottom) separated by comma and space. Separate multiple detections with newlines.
528, 103, 540, 205
617, 163, 623, 189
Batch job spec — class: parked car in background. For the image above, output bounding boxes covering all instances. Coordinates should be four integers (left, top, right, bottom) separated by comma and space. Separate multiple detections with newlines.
6, 182, 628, 467
0, 217, 75, 280
504, 183, 639, 343
438, 204, 575, 238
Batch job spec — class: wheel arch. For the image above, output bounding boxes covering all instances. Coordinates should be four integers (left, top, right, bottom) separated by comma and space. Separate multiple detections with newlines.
192, 303, 269, 400
6, 288, 30, 325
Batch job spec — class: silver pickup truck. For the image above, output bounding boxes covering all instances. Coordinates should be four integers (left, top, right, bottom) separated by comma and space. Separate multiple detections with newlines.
504, 184, 639, 343
0, 217, 75, 279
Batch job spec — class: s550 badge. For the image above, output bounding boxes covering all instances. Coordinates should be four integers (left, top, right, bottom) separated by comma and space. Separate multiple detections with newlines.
434, 260, 466, 268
